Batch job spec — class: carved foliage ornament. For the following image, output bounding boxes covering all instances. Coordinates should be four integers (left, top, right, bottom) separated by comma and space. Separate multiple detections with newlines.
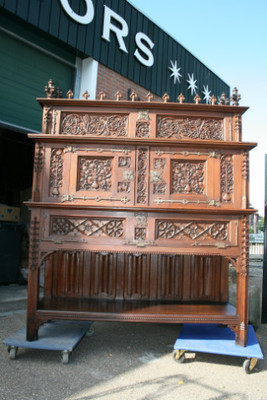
61, 113, 128, 136
221, 155, 233, 202
78, 157, 112, 191
51, 217, 124, 238
49, 148, 64, 197
157, 117, 223, 140
171, 161, 204, 194
136, 149, 148, 204
156, 220, 228, 241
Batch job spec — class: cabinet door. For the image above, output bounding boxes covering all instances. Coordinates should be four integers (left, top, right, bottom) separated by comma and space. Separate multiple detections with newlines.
61, 144, 136, 207
149, 147, 220, 208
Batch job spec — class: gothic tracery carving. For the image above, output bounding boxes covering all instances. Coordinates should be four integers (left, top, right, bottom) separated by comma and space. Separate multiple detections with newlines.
156, 220, 228, 241
50, 217, 124, 238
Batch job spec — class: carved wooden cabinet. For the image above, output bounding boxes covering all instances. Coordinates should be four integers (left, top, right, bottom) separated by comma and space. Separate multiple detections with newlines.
26, 94, 256, 346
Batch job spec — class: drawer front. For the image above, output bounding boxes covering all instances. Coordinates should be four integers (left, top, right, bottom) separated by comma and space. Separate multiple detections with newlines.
38, 209, 240, 256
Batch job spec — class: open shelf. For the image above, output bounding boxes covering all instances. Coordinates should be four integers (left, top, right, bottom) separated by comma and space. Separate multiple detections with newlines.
37, 298, 239, 325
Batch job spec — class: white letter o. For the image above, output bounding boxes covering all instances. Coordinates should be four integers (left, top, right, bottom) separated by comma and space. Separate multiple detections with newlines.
60, 0, 94, 25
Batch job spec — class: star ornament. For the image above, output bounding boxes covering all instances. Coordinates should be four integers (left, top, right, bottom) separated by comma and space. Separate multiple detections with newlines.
187, 73, 198, 96
202, 85, 211, 104
169, 60, 182, 84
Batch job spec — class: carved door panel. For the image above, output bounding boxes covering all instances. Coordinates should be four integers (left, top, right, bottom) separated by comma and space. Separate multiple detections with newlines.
61, 144, 136, 206
39, 144, 65, 202
149, 147, 220, 208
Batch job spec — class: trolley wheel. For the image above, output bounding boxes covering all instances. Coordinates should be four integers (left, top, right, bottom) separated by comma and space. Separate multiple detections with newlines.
86, 324, 95, 337
173, 349, 186, 363
61, 350, 70, 364
9, 346, 18, 360
243, 358, 258, 374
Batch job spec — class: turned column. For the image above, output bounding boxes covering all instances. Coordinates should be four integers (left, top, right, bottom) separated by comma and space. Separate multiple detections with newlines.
235, 215, 250, 346
26, 214, 41, 341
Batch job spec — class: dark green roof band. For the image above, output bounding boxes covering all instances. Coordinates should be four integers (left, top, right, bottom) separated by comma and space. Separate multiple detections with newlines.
0, 0, 230, 103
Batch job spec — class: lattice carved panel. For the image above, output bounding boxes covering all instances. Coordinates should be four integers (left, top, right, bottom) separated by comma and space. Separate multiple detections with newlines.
61, 113, 128, 136
157, 117, 223, 140
50, 217, 124, 238
156, 220, 228, 241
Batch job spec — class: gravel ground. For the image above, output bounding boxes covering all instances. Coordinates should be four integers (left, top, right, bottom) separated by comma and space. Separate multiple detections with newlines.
1, 309, 267, 400
1, 260, 266, 400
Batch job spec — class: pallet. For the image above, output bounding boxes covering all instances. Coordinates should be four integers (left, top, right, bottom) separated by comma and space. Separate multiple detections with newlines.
173, 324, 263, 373
4, 320, 93, 363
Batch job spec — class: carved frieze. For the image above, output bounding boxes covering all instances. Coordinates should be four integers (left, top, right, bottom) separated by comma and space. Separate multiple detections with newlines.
49, 148, 64, 197
50, 217, 124, 238
221, 155, 233, 202
61, 113, 128, 136
171, 161, 205, 194
157, 117, 223, 140
156, 220, 228, 241
78, 157, 112, 191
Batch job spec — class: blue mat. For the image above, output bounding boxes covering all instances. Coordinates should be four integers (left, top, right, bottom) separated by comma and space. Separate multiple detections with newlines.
174, 324, 263, 359
4, 320, 92, 352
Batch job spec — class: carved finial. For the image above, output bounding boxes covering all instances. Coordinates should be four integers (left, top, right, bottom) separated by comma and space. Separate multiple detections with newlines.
177, 93, 185, 104
66, 90, 73, 99
194, 94, 201, 104
231, 87, 241, 106
83, 90, 90, 100
54, 87, 62, 98
45, 79, 55, 98
146, 92, 153, 102
162, 92, 170, 103
115, 91, 122, 101
98, 91, 106, 101
218, 92, 229, 105
210, 95, 217, 105
130, 90, 137, 101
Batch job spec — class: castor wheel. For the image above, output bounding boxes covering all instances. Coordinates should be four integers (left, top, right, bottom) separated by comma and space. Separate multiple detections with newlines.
86, 325, 95, 337
243, 358, 258, 374
9, 346, 18, 360
173, 349, 186, 363
61, 350, 71, 364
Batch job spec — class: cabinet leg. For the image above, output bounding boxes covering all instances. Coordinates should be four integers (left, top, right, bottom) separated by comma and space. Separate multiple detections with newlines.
26, 316, 39, 341
235, 323, 248, 347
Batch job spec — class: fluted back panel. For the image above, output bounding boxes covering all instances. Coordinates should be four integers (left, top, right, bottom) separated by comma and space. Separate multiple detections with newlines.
44, 252, 228, 303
